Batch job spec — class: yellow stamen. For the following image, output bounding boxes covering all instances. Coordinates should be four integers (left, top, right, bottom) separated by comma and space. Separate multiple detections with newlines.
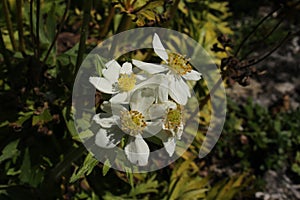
121, 110, 146, 136
167, 53, 192, 75
118, 74, 136, 92
164, 105, 182, 130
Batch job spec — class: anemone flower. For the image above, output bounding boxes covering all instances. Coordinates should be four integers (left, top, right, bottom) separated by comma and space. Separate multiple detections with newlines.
148, 100, 184, 156
89, 60, 146, 104
93, 87, 163, 166
132, 33, 202, 105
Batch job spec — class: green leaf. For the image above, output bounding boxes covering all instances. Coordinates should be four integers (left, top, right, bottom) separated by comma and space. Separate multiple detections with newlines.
129, 175, 159, 197
102, 159, 111, 176
19, 148, 44, 187
72, 129, 94, 142
16, 111, 34, 126
32, 109, 52, 126
0, 120, 9, 128
62, 107, 78, 137
0, 139, 20, 164
70, 153, 98, 183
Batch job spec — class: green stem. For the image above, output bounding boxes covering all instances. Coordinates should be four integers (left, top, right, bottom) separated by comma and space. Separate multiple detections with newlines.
36, 0, 40, 58
0, 29, 11, 68
99, 6, 115, 38
43, 0, 70, 65
16, 0, 25, 53
116, 13, 132, 34
163, 0, 180, 27
29, 0, 36, 57
75, 0, 92, 75
2, 0, 17, 50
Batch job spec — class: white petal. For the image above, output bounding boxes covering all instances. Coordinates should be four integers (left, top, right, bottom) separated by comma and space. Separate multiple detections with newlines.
144, 121, 163, 137
158, 76, 169, 102
89, 77, 117, 94
109, 92, 129, 104
130, 87, 155, 114
132, 59, 168, 74
125, 134, 150, 166
168, 76, 190, 105
164, 101, 177, 109
102, 60, 121, 82
95, 127, 121, 148
148, 104, 166, 119
153, 33, 168, 62
93, 114, 117, 128
135, 74, 147, 82
182, 70, 202, 81
163, 136, 176, 157
120, 62, 133, 74
176, 124, 184, 140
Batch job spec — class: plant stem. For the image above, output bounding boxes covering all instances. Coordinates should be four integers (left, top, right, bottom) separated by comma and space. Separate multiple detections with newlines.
29, 0, 37, 57
36, 0, 40, 58
75, 0, 92, 75
43, 0, 70, 65
116, 14, 132, 34
163, 0, 180, 27
234, 6, 282, 57
99, 6, 115, 38
0, 29, 11, 68
16, 0, 25, 53
2, 0, 17, 50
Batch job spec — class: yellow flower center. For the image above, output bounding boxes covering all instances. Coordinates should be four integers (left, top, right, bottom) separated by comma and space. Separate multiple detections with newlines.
120, 110, 146, 136
167, 53, 192, 75
164, 105, 182, 130
118, 74, 136, 92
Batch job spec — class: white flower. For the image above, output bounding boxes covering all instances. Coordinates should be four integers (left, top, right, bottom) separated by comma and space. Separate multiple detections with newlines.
132, 33, 202, 105
89, 60, 145, 104
93, 88, 163, 166
148, 101, 184, 157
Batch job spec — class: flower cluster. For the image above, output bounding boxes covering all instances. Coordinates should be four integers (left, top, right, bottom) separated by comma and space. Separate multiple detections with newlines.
89, 33, 202, 166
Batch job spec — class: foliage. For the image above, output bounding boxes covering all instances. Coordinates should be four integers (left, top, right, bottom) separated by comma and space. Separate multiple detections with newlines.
216, 99, 300, 177
0, 0, 298, 199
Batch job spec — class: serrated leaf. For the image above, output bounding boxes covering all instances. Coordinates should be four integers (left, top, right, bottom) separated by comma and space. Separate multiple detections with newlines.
129, 175, 159, 197
0, 139, 20, 164
70, 153, 98, 183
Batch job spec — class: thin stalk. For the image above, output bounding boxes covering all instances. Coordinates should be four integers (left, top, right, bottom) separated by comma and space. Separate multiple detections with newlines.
241, 18, 284, 61
2, 0, 17, 50
234, 6, 282, 57
36, 0, 41, 58
99, 6, 115, 38
116, 13, 132, 34
0, 29, 11, 68
42, 0, 70, 65
75, 0, 92, 75
16, 0, 25, 53
30, 0, 36, 57
241, 31, 291, 69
